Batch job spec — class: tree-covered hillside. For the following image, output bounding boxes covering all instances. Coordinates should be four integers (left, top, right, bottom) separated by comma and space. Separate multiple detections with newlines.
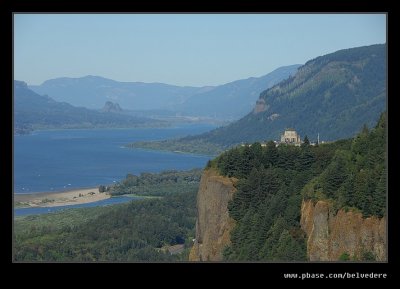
14, 169, 201, 261
14, 190, 197, 261
108, 169, 202, 196
198, 44, 386, 146
302, 112, 386, 218
135, 44, 386, 155
208, 111, 386, 261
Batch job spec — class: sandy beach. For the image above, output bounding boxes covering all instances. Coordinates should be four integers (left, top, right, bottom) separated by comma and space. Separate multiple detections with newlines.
14, 187, 111, 208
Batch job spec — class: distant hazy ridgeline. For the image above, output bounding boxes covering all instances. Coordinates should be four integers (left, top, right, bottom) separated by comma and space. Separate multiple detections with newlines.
14, 80, 164, 134
134, 44, 386, 155
29, 65, 300, 120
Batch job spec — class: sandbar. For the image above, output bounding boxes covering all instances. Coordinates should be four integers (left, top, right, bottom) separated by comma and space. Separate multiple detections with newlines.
14, 187, 110, 208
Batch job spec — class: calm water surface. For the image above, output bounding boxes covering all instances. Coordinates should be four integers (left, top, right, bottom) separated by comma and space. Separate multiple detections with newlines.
14, 124, 215, 194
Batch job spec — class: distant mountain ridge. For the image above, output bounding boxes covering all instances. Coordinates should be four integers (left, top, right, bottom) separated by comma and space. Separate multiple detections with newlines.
186, 44, 386, 145
30, 75, 200, 111
29, 65, 300, 120
132, 44, 386, 154
14, 81, 162, 134
179, 65, 301, 119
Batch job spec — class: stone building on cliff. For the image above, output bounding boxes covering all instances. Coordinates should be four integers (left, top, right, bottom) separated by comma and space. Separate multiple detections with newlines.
280, 128, 301, 145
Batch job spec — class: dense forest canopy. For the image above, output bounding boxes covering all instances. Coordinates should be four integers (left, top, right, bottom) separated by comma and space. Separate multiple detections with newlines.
208, 112, 386, 261
14, 190, 197, 261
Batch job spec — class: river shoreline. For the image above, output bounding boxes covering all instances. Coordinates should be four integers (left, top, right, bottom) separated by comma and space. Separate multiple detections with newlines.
14, 187, 110, 208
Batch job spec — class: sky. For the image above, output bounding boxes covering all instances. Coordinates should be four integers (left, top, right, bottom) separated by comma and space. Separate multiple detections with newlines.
14, 14, 386, 87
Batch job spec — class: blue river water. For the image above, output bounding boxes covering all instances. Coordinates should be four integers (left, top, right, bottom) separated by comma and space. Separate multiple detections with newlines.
14, 123, 216, 216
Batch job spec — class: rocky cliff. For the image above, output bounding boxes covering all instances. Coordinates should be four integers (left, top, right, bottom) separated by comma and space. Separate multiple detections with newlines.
253, 99, 267, 114
189, 169, 237, 261
300, 200, 386, 261
102, 101, 122, 113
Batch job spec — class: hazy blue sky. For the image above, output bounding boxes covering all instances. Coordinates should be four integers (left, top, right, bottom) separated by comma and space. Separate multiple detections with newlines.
14, 14, 386, 87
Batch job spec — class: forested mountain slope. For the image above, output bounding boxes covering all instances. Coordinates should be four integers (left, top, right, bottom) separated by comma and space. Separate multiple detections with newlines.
150, 44, 386, 154
190, 112, 386, 261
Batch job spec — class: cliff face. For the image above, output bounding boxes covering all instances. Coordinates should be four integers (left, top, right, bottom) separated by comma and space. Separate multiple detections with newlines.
189, 169, 237, 261
253, 99, 267, 114
300, 200, 386, 261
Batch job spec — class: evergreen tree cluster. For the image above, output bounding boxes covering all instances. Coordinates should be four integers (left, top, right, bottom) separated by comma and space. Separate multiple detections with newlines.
211, 112, 386, 261
14, 191, 197, 261
109, 169, 202, 196
302, 112, 386, 217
